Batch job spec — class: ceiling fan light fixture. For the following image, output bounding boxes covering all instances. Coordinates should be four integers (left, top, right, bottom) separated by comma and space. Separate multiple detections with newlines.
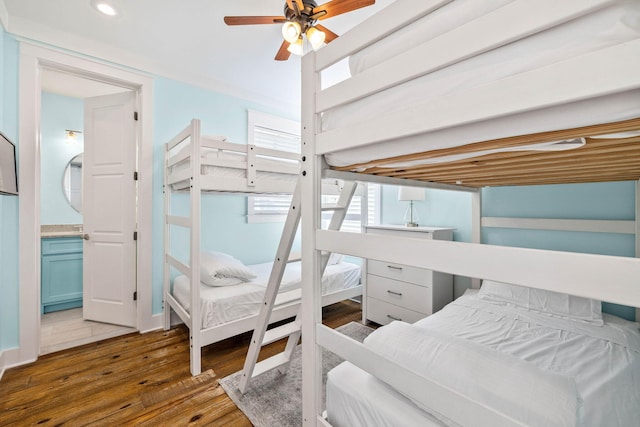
287, 37, 304, 56
281, 21, 302, 44
306, 26, 326, 50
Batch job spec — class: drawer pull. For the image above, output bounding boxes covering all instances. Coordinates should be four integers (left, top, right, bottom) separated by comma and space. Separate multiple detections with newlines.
387, 290, 403, 296
387, 314, 402, 321
387, 265, 403, 271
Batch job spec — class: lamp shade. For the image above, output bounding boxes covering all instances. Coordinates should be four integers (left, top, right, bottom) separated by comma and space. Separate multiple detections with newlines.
287, 38, 303, 55
282, 21, 301, 44
398, 186, 425, 201
306, 26, 326, 50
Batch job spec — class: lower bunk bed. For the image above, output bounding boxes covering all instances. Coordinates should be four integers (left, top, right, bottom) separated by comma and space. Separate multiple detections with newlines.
170, 257, 361, 331
326, 284, 640, 427
165, 252, 362, 373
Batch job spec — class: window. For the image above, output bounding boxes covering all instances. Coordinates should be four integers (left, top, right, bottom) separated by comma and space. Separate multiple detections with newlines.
247, 111, 300, 223
246, 110, 381, 229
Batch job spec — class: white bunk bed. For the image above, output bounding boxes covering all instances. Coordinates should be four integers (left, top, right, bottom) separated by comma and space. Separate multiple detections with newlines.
162, 119, 362, 376
299, 0, 640, 425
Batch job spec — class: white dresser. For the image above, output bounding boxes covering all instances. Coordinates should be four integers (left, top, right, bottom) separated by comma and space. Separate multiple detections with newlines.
363, 225, 455, 326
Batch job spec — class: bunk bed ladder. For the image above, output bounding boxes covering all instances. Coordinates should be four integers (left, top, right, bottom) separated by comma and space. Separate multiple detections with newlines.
238, 179, 358, 394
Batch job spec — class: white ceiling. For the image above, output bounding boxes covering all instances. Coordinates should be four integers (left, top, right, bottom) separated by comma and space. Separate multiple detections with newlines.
2, 0, 394, 111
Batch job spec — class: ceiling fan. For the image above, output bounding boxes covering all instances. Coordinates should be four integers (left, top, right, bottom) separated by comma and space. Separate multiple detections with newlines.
224, 0, 375, 61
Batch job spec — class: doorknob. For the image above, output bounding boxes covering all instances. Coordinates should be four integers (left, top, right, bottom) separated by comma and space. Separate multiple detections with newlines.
83, 233, 90, 240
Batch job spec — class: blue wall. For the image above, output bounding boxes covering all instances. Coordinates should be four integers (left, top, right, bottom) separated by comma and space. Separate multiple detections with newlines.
483, 182, 636, 320
380, 181, 636, 320
40, 92, 84, 225
0, 28, 20, 350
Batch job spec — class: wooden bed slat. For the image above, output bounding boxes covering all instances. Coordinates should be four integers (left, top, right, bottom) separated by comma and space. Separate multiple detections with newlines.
336, 120, 640, 187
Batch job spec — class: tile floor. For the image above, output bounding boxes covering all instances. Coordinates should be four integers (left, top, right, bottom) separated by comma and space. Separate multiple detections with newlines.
40, 308, 137, 355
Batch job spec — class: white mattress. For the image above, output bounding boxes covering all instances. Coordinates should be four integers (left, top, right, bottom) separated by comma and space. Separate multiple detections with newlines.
173, 261, 361, 329
322, 0, 640, 169
326, 292, 640, 427
170, 146, 299, 190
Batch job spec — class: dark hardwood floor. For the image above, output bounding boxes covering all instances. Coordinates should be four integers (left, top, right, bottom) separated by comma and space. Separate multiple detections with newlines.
0, 300, 362, 426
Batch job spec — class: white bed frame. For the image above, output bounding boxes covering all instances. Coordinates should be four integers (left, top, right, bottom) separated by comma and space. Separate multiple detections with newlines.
299, 0, 640, 425
162, 119, 362, 375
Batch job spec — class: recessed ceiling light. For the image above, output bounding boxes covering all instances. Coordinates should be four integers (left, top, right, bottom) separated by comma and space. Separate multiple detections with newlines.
91, 0, 117, 16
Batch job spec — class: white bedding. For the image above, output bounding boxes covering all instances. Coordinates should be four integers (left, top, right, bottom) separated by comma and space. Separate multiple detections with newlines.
322, 0, 640, 169
326, 292, 640, 427
173, 261, 361, 329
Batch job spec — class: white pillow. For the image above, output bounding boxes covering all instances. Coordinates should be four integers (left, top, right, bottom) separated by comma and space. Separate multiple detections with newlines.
478, 280, 603, 325
328, 253, 343, 265
200, 251, 256, 287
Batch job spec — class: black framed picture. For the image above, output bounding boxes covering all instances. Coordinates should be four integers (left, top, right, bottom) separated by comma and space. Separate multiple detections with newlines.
0, 131, 18, 195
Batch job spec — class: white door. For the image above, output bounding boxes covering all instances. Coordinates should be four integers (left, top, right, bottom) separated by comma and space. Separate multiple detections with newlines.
83, 91, 137, 327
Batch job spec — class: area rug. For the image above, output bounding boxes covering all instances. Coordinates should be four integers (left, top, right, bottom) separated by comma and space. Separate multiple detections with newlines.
219, 321, 374, 427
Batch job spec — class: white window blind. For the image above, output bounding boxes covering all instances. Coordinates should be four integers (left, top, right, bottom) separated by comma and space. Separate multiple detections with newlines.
321, 194, 363, 232
247, 111, 299, 223
367, 183, 381, 226
246, 111, 381, 227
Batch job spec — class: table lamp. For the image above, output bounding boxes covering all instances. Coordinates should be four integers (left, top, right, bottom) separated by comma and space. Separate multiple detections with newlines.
398, 186, 425, 227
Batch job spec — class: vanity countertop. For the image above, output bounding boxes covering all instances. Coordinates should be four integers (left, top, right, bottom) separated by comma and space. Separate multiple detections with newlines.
41, 224, 83, 238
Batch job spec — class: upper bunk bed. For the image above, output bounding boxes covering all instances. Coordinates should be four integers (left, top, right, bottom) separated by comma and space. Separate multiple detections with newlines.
165, 118, 300, 194
297, 0, 640, 425
315, 0, 640, 188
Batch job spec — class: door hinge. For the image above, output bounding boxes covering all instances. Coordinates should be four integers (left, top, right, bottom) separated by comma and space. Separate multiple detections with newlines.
134, 111, 139, 121
134, 171, 138, 181
133, 291, 137, 301
133, 231, 138, 241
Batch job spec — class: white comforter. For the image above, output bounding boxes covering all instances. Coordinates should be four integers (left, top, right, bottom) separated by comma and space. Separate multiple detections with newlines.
327, 293, 640, 426
173, 261, 361, 329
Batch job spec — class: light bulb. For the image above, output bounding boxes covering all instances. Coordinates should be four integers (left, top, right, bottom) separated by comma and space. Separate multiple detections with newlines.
287, 38, 304, 56
281, 21, 301, 44
91, 0, 117, 16
306, 27, 326, 50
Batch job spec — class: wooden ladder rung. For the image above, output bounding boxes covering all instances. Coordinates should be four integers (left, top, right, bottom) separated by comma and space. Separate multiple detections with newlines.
262, 322, 300, 346
252, 353, 290, 378
321, 204, 346, 211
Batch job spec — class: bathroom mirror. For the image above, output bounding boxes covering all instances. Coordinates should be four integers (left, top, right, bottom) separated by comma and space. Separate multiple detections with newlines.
63, 153, 83, 213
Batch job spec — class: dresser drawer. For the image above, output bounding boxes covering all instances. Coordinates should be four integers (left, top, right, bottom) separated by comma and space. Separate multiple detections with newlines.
367, 274, 432, 314
366, 298, 427, 326
367, 259, 432, 286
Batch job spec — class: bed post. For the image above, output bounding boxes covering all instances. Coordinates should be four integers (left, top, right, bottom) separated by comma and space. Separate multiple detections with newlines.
300, 51, 324, 426
471, 189, 482, 289
189, 119, 202, 375
163, 143, 171, 330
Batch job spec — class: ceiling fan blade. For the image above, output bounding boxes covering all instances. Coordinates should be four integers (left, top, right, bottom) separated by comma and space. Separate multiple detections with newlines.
275, 40, 292, 61
224, 16, 286, 25
286, 0, 305, 15
314, 0, 375, 20
314, 24, 339, 43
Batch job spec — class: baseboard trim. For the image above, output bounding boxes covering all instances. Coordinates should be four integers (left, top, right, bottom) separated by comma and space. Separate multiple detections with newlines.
139, 313, 164, 334
0, 351, 5, 380
0, 347, 30, 375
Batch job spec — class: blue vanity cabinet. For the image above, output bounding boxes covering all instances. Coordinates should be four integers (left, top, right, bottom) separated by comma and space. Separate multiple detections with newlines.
41, 237, 83, 313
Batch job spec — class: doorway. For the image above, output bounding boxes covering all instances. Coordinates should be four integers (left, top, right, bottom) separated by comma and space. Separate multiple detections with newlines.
18, 43, 155, 365
39, 71, 138, 353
